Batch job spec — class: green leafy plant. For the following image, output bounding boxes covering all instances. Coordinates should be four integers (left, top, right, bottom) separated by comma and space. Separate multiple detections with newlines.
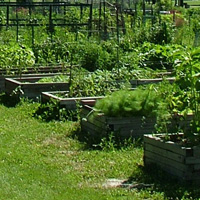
138, 42, 184, 70
33, 99, 80, 122
94, 85, 169, 118
0, 43, 35, 75
174, 47, 200, 135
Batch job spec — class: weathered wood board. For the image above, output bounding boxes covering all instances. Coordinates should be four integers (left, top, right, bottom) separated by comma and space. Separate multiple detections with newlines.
144, 134, 200, 181
5, 77, 69, 100
41, 91, 104, 110
80, 105, 157, 139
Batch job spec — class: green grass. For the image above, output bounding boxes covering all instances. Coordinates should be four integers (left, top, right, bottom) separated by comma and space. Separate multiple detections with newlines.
0, 95, 199, 199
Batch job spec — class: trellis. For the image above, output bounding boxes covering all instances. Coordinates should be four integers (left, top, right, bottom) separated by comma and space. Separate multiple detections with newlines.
0, 1, 93, 44
0, 0, 185, 45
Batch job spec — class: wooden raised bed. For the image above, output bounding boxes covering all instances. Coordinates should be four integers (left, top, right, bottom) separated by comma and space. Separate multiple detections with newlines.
130, 77, 175, 88
0, 65, 68, 75
0, 64, 70, 92
144, 133, 200, 181
41, 91, 104, 110
0, 73, 65, 92
5, 77, 69, 100
80, 105, 193, 140
80, 104, 158, 140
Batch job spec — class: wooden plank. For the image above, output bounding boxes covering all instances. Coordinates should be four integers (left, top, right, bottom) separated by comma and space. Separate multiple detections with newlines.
144, 157, 192, 180
144, 135, 189, 156
0, 65, 69, 75
106, 116, 156, 125
144, 143, 185, 163
193, 146, 200, 158
87, 113, 106, 124
85, 117, 105, 129
5, 77, 70, 99
80, 99, 96, 107
81, 120, 107, 136
112, 125, 155, 134
81, 115, 105, 129
193, 164, 200, 171
144, 150, 191, 172
106, 117, 143, 124
185, 157, 200, 164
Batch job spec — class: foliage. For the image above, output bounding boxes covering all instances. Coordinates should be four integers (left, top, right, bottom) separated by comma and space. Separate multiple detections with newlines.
33, 38, 70, 64
33, 99, 80, 122
37, 74, 70, 83
174, 46, 200, 134
94, 85, 169, 118
0, 43, 35, 74
138, 42, 185, 70
148, 21, 173, 44
68, 66, 157, 97
37, 63, 166, 99
35, 66, 158, 122
78, 40, 117, 71
155, 0, 173, 11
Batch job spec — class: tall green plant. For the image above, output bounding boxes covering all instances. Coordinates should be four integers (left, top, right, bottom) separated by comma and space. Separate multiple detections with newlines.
94, 85, 169, 118
175, 47, 200, 134
0, 43, 35, 75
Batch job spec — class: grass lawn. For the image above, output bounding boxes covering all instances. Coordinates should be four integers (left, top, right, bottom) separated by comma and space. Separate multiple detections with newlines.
0, 94, 199, 200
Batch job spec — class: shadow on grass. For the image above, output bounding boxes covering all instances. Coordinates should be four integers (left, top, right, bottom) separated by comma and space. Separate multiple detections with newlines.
127, 164, 200, 199
0, 93, 20, 107
74, 129, 143, 150
73, 130, 200, 198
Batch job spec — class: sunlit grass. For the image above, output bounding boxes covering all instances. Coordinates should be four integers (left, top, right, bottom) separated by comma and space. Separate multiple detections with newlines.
0, 98, 199, 199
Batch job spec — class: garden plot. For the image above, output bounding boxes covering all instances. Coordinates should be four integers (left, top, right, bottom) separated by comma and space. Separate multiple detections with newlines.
5, 77, 69, 100
80, 104, 157, 140
41, 91, 104, 110
144, 131, 200, 181
0, 65, 69, 92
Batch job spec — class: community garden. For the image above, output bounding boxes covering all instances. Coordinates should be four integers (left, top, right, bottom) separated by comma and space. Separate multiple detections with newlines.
1, 0, 200, 199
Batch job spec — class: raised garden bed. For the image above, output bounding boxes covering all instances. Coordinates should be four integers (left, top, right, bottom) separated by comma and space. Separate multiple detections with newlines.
0, 73, 65, 92
0, 65, 68, 75
130, 77, 175, 88
80, 104, 193, 141
0, 64, 71, 92
143, 130, 200, 181
5, 77, 69, 100
41, 91, 104, 110
80, 104, 158, 140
